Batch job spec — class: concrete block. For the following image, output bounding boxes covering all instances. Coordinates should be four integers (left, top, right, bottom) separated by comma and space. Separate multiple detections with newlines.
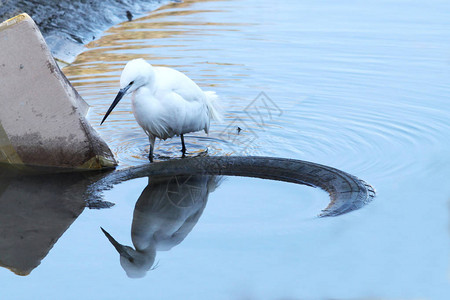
0, 14, 116, 169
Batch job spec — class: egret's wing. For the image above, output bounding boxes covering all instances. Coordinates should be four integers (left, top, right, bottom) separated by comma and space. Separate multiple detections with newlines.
154, 66, 206, 103
166, 90, 208, 134
153, 66, 210, 133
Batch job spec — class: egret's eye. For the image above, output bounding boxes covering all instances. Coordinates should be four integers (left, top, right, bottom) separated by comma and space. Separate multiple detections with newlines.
129, 81, 134, 85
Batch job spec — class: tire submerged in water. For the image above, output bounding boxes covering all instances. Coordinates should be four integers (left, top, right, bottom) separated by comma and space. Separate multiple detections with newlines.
89, 156, 376, 217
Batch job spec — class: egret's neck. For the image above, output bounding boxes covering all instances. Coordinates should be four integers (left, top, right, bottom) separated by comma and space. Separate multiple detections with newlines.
137, 242, 157, 255
134, 80, 156, 97
142, 66, 156, 91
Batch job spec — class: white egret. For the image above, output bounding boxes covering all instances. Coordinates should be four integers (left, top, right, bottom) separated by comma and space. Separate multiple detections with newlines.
100, 58, 222, 162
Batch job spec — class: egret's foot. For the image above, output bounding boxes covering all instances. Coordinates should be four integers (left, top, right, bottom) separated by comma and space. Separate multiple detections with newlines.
148, 153, 154, 163
197, 148, 208, 157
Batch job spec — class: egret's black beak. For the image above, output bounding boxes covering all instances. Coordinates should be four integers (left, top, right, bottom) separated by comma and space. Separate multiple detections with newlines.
100, 227, 134, 262
100, 83, 133, 125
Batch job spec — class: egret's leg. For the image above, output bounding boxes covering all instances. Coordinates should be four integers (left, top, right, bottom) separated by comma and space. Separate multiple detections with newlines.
148, 135, 156, 162
180, 134, 186, 157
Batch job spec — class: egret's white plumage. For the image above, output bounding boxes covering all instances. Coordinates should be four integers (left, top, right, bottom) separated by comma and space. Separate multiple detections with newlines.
101, 58, 221, 161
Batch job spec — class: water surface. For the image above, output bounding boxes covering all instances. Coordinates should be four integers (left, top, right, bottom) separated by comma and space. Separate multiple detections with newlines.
1, 0, 450, 298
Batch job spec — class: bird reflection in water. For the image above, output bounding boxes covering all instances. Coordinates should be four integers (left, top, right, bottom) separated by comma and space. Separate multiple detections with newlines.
101, 174, 221, 278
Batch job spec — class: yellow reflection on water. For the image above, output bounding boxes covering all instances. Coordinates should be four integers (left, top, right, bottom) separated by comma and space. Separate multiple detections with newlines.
63, 0, 245, 81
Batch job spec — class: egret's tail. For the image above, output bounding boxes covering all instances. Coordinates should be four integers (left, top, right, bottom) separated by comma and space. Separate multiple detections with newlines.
204, 91, 223, 122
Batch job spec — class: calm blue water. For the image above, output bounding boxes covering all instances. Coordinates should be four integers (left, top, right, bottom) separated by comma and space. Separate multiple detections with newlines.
1, 0, 449, 298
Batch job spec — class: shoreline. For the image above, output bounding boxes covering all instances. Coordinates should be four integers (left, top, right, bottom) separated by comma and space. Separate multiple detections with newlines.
0, 0, 171, 63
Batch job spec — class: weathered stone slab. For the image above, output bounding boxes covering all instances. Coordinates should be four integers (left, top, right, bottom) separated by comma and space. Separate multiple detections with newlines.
0, 14, 116, 169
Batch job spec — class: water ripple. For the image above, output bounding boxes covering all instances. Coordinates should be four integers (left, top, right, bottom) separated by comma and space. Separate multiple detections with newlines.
63, 0, 450, 180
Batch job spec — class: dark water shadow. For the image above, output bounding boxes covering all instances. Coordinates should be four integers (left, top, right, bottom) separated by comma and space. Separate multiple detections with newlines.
0, 166, 108, 275
0, 156, 375, 276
